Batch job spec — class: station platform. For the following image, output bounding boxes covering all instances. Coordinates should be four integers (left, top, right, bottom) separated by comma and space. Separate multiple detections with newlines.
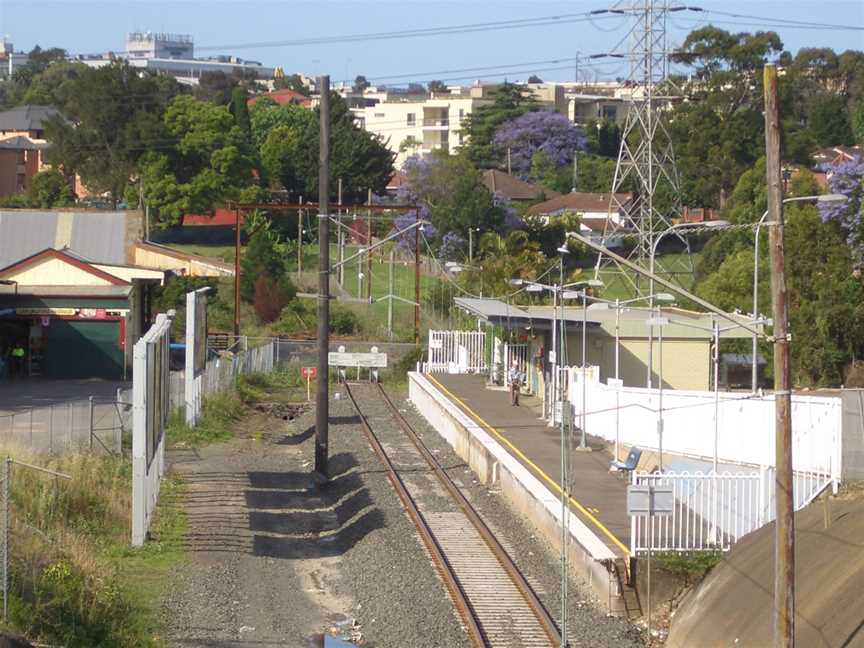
426, 373, 631, 558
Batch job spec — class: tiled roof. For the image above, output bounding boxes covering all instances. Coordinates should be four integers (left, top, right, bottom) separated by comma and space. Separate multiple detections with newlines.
247, 89, 312, 108
527, 192, 633, 216
0, 105, 59, 132
481, 169, 560, 201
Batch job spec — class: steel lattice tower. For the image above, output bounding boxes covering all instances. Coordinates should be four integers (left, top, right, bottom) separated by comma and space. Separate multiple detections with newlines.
595, 0, 690, 294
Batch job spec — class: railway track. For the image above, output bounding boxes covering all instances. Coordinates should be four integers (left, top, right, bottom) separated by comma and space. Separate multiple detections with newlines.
344, 381, 562, 648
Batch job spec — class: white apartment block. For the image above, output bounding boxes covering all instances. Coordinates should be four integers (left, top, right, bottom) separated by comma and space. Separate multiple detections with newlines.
358, 96, 480, 168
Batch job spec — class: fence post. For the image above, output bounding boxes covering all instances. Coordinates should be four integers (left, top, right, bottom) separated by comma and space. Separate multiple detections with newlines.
88, 396, 94, 451
48, 405, 54, 454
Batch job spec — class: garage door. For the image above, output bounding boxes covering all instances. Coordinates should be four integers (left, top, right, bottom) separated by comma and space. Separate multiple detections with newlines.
43, 320, 123, 379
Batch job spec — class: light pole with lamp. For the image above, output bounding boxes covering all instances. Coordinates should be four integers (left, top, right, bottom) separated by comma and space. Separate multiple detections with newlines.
468, 227, 480, 264
648, 220, 730, 388
751, 193, 846, 391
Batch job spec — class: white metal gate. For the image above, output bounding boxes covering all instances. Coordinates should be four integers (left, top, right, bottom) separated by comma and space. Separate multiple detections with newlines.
427, 330, 486, 374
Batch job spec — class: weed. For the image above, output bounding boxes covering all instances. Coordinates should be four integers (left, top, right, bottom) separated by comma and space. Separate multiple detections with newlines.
654, 550, 723, 586
166, 390, 245, 448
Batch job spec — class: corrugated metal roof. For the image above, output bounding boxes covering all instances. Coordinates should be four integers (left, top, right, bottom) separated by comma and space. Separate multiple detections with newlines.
0, 210, 128, 268
0, 105, 59, 131
0, 285, 132, 297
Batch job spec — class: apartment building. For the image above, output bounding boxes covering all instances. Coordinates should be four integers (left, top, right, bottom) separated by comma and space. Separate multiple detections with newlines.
0, 105, 56, 196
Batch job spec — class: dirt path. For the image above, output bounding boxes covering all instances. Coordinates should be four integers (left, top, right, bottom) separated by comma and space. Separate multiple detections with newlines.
162, 393, 469, 648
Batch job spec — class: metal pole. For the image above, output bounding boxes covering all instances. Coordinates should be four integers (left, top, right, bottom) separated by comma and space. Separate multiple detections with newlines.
765, 63, 794, 648
314, 75, 331, 481
648, 250, 655, 389
579, 290, 589, 450
615, 298, 620, 461
414, 224, 420, 345
234, 207, 241, 337
752, 215, 765, 393
88, 395, 94, 451
713, 320, 720, 472
658, 310, 663, 472
387, 245, 394, 338
4, 456, 9, 622
469, 228, 473, 264
550, 283, 558, 426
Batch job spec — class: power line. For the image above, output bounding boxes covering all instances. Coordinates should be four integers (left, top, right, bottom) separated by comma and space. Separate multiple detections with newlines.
196, 12, 627, 52
699, 9, 864, 31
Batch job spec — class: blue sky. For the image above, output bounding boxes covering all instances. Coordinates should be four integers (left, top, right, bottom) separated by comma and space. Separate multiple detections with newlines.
1, 1, 862, 85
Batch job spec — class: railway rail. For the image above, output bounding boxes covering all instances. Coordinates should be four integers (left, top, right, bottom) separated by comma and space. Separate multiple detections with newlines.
344, 381, 562, 648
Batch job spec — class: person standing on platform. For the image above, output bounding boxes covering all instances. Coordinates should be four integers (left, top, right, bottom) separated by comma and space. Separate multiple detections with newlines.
508, 360, 522, 406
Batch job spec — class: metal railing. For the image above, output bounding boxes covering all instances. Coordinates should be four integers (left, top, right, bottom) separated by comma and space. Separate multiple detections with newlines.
630, 467, 833, 554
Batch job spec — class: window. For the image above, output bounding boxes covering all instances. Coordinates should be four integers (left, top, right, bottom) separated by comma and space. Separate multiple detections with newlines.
459, 108, 465, 120
374, 112, 385, 118
407, 113, 416, 126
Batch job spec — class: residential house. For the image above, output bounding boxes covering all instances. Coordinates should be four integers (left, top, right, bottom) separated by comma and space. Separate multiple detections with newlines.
247, 88, 312, 108
480, 169, 559, 202
0, 105, 58, 196
526, 191, 633, 242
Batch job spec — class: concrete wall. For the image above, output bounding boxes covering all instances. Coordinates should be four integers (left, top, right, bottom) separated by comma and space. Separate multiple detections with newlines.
841, 389, 864, 480
408, 371, 626, 613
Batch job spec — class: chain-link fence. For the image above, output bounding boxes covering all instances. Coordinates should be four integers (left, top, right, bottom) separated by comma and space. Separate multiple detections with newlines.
0, 390, 131, 455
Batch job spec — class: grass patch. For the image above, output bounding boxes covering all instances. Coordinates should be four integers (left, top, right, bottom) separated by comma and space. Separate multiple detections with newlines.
5, 448, 185, 647
654, 550, 723, 586
165, 389, 245, 448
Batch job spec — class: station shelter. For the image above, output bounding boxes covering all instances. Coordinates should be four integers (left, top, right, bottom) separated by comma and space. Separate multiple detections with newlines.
0, 248, 164, 380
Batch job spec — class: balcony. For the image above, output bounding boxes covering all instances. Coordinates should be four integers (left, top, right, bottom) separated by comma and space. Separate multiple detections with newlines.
422, 118, 450, 130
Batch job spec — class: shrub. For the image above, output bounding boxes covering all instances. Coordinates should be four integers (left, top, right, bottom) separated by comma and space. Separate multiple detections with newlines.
253, 273, 296, 323
329, 304, 359, 335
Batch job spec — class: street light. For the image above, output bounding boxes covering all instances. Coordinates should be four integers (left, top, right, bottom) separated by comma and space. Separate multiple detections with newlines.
751, 193, 846, 391
468, 227, 480, 264
647, 220, 729, 388
561, 278, 604, 451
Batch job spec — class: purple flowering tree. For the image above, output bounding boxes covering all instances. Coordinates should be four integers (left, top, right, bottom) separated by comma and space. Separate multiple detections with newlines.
492, 111, 587, 179
438, 231, 466, 260
819, 155, 864, 264
393, 208, 436, 255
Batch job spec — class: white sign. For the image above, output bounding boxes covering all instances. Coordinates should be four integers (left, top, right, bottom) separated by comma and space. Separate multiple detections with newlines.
646, 317, 669, 327
548, 350, 557, 363
328, 352, 388, 368
627, 485, 674, 517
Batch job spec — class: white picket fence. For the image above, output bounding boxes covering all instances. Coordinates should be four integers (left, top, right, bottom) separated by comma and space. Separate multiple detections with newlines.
631, 468, 833, 553
426, 330, 486, 374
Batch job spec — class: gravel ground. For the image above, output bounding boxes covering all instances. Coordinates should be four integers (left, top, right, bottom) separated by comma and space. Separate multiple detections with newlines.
162, 388, 469, 648
386, 385, 646, 648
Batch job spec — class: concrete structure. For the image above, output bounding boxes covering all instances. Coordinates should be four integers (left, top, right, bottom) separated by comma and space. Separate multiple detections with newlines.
74, 32, 275, 85
0, 38, 30, 80
0, 106, 58, 196
0, 248, 163, 379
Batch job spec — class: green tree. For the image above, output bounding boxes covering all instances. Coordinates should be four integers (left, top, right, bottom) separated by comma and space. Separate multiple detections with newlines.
21, 61, 88, 106
273, 73, 311, 96
249, 97, 314, 149
230, 86, 252, 142
807, 94, 854, 146
427, 80, 448, 94
27, 169, 74, 207
353, 75, 370, 93
459, 83, 538, 168
240, 214, 291, 301
44, 63, 182, 206
140, 95, 260, 226
853, 100, 864, 144
474, 230, 553, 297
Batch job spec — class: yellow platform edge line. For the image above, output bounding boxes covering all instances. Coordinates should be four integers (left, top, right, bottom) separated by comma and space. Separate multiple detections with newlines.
425, 373, 630, 557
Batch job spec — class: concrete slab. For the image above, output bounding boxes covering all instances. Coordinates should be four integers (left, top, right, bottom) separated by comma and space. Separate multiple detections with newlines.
429, 373, 631, 558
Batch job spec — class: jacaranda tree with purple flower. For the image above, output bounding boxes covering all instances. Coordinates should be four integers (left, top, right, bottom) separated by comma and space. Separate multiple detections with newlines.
819, 155, 864, 264
492, 111, 587, 179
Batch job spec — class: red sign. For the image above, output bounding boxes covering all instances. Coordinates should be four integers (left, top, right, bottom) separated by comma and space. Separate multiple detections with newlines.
301, 367, 317, 379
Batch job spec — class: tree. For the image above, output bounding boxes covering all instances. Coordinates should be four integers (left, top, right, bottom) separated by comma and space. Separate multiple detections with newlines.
267, 92, 394, 201
459, 83, 538, 168
492, 110, 586, 178
527, 75, 543, 84
139, 95, 260, 226
230, 86, 252, 142
807, 94, 854, 146
585, 118, 621, 158
44, 62, 182, 206
27, 169, 74, 208
253, 274, 296, 323
20, 61, 88, 106
195, 71, 238, 105
474, 230, 553, 297
353, 75, 370, 93
399, 151, 509, 241
427, 80, 448, 94
399, 135, 421, 155
248, 96, 313, 149
273, 73, 311, 96
240, 214, 291, 300
853, 100, 864, 144
818, 155, 864, 265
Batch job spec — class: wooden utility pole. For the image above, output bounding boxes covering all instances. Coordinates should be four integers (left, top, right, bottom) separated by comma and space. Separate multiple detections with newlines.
764, 63, 795, 648
298, 196, 304, 275
366, 188, 373, 301
314, 76, 331, 481
233, 207, 241, 337
414, 224, 420, 345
